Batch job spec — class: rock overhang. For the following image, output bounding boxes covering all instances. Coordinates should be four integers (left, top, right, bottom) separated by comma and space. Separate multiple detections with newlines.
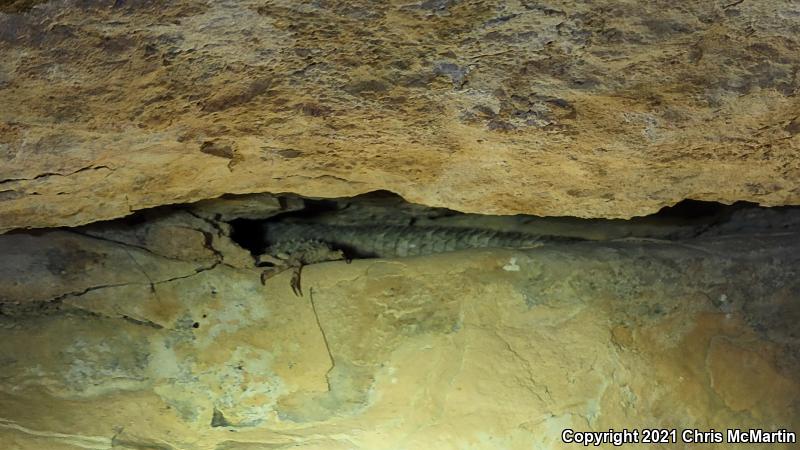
0, 0, 798, 233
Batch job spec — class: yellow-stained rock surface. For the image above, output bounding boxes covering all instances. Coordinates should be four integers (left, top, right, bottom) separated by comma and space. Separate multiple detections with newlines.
2, 0, 800, 231
1, 209, 797, 449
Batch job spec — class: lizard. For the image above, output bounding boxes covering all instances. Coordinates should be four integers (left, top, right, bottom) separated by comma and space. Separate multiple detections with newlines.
257, 237, 346, 296
255, 221, 583, 296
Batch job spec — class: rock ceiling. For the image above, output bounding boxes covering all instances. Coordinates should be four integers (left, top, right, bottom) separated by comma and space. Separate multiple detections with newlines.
1, 0, 799, 232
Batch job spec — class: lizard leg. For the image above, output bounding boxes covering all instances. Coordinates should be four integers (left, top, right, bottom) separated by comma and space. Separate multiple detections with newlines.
256, 253, 294, 286
260, 265, 290, 286
256, 253, 289, 267
258, 240, 342, 295
290, 265, 303, 297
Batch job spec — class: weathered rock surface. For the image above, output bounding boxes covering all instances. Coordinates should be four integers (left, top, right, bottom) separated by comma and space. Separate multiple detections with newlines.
1, 210, 798, 449
1, 0, 800, 231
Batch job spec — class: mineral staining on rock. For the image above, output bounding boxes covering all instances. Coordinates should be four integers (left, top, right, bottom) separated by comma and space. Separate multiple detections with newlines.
1, 0, 800, 232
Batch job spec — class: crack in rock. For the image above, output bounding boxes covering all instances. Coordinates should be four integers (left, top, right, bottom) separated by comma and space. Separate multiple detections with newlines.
0, 165, 113, 186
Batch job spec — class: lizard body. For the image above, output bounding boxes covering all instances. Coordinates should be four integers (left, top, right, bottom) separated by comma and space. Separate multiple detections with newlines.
262, 222, 581, 259
257, 222, 582, 296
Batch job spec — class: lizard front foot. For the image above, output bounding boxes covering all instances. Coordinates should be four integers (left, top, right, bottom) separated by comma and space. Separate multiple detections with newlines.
256, 253, 304, 297
256, 240, 344, 297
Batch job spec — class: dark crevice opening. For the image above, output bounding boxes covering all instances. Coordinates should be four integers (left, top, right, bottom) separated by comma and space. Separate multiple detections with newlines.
653, 199, 747, 220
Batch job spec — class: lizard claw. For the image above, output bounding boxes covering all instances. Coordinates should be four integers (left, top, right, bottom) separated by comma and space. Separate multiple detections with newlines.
290, 265, 303, 297
260, 267, 285, 285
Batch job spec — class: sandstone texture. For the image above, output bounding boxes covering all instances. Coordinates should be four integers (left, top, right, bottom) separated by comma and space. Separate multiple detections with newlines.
1, 0, 800, 231
1, 208, 798, 449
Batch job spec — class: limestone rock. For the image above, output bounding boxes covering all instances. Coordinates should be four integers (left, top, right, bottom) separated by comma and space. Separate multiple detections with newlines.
0, 213, 797, 449
1, 0, 800, 231
189, 193, 304, 222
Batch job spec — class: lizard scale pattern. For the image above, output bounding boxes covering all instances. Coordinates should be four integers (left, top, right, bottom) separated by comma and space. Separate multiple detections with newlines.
262, 222, 581, 259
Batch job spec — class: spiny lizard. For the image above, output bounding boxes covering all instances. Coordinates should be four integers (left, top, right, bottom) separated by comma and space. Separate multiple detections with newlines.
256, 222, 582, 296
